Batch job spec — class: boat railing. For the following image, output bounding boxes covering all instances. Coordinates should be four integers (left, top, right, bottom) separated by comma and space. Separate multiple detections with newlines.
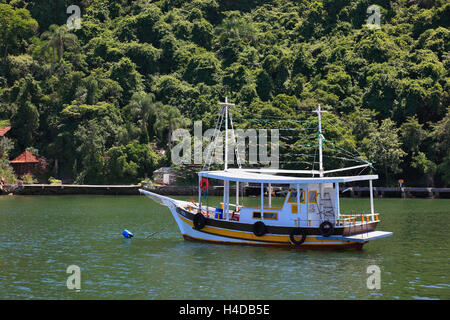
219, 202, 243, 211
184, 203, 241, 221
241, 205, 283, 210
219, 203, 283, 211
336, 213, 380, 226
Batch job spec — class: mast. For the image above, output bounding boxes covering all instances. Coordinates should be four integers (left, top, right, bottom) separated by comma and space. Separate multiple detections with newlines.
225, 98, 228, 170
313, 105, 327, 217
218, 97, 235, 171
313, 105, 327, 178
218, 97, 234, 220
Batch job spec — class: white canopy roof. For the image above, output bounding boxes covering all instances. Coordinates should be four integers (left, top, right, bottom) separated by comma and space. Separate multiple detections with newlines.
228, 168, 321, 175
198, 170, 378, 184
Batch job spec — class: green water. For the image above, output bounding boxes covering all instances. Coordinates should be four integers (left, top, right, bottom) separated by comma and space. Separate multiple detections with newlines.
0, 195, 449, 300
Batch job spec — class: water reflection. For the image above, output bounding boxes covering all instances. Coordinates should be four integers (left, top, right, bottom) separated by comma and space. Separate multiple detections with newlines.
0, 195, 449, 300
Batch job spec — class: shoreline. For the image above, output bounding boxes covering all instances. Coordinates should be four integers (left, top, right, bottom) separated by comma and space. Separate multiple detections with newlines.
1, 184, 450, 198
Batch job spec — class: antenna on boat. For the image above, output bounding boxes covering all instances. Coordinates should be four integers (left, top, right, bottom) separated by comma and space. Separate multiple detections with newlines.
218, 96, 235, 171
313, 105, 327, 177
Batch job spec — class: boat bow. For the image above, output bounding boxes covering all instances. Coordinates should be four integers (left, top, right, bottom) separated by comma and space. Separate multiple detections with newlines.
139, 189, 179, 210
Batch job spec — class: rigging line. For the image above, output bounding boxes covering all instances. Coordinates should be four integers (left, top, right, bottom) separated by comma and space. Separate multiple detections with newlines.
242, 116, 317, 121
229, 111, 243, 169
328, 148, 362, 163
357, 166, 369, 176
282, 153, 321, 158
277, 161, 320, 165
279, 136, 317, 140
323, 144, 362, 159
321, 117, 368, 161
277, 128, 318, 131
280, 135, 317, 140
279, 131, 318, 136
243, 118, 315, 121
312, 143, 318, 176
326, 143, 370, 164
237, 153, 363, 163
320, 151, 362, 161
282, 143, 317, 148
203, 119, 221, 170
320, 119, 356, 150
237, 128, 318, 133
321, 154, 367, 163
229, 113, 240, 168
323, 139, 359, 156
203, 108, 224, 170
239, 118, 317, 124
320, 135, 367, 162
238, 127, 317, 131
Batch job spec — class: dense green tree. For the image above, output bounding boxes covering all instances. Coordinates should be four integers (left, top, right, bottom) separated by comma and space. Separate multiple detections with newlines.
399, 116, 427, 154
128, 92, 161, 144
431, 107, 450, 185
411, 151, 436, 180
0, 3, 38, 58
192, 18, 214, 49
105, 141, 160, 183
216, 11, 257, 45
183, 50, 221, 85
109, 57, 143, 106
292, 44, 314, 78
0, 0, 449, 186
255, 69, 273, 101
10, 101, 39, 149
223, 63, 250, 92
0, 135, 16, 184
123, 42, 162, 75
73, 120, 106, 184
361, 119, 406, 185
154, 105, 191, 150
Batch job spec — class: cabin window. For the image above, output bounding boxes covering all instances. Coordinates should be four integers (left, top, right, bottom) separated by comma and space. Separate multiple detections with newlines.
287, 190, 305, 203
308, 190, 317, 203
252, 211, 278, 220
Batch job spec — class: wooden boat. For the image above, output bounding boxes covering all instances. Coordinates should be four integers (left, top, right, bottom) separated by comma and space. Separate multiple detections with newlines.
140, 99, 392, 250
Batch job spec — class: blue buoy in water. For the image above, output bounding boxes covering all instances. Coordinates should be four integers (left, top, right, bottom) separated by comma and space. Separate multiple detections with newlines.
122, 229, 134, 238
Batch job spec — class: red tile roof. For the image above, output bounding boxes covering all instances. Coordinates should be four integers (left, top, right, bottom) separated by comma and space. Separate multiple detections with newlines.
10, 151, 39, 164
0, 125, 11, 137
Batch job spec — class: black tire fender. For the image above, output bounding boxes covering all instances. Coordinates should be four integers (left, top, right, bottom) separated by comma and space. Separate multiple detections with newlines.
289, 227, 307, 245
319, 221, 334, 237
193, 212, 206, 230
252, 221, 267, 237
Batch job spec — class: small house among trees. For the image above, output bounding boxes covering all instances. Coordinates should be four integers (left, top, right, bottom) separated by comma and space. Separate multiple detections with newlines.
153, 167, 176, 185
10, 151, 47, 177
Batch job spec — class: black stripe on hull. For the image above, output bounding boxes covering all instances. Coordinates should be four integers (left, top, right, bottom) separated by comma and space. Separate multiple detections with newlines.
177, 207, 344, 236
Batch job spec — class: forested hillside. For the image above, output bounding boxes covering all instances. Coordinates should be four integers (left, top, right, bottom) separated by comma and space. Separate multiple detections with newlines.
0, 0, 449, 186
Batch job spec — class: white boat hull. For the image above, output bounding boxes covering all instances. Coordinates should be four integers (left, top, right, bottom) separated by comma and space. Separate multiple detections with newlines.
171, 206, 370, 249
140, 189, 381, 250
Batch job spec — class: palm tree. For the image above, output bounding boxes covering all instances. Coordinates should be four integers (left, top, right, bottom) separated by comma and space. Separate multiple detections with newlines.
154, 105, 191, 149
41, 24, 77, 62
129, 92, 161, 144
